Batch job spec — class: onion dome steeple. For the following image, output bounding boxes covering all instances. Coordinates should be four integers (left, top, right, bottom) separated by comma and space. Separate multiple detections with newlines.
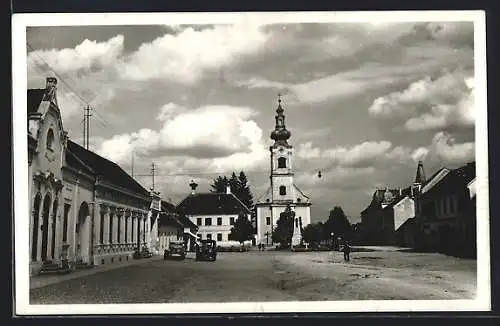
270, 94, 291, 146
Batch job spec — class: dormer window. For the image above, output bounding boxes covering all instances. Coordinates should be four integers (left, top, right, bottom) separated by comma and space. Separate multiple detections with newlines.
278, 157, 287, 168
279, 186, 286, 196
46, 129, 55, 151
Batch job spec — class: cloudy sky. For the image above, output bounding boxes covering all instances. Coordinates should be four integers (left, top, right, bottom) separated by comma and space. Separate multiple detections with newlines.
26, 21, 476, 223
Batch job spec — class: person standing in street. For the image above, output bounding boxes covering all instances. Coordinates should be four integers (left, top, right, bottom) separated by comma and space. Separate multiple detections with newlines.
343, 240, 351, 262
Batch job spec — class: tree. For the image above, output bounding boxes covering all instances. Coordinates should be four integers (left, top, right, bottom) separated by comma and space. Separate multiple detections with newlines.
210, 171, 254, 210
210, 176, 228, 193
302, 222, 327, 248
325, 206, 352, 240
271, 205, 295, 247
237, 171, 254, 209
228, 211, 254, 244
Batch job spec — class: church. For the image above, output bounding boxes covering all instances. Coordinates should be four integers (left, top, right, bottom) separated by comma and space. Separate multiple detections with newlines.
255, 96, 312, 246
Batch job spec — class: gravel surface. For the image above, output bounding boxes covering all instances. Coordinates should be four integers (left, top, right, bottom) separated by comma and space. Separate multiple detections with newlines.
30, 249, 476, 304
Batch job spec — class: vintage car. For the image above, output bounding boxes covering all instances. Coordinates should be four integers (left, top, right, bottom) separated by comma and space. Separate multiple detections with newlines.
133, 246, 153, 259
195, 239, 217, 261
164, 240, 186, 260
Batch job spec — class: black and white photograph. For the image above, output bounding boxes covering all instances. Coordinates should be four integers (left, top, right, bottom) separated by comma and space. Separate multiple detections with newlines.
12, 11, 490, 314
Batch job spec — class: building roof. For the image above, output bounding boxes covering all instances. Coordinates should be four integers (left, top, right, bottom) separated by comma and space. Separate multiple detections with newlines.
421, 162, 476, 198
66, 140, 150, 197
176, 192, 251, 216
27, 89, 46, 115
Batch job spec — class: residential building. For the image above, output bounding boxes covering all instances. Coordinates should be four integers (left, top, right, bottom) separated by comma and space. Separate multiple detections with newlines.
176, 181, 252, 246
28, 77, 160, 275
415, 162, 476, 257
157, 200, 198, 253
360, 161, 426, 246
255, 96, 311, 246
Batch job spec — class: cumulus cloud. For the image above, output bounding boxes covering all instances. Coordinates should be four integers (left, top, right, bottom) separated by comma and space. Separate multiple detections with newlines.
297, 140, 414, 169
118, 23, 271, 84
430, 132, 475, 164
28, 35, 125, 74
97, 103, 267, 172
368, 70, 475, 131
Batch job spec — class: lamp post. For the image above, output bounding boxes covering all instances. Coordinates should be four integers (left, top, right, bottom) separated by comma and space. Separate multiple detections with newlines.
330, 232, 334, 251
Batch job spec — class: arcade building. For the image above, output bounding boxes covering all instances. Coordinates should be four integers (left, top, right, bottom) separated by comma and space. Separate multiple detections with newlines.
28, 77, 161, 275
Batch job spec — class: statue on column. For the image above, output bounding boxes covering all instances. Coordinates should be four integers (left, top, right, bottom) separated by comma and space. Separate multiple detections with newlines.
291, 212, 302, 248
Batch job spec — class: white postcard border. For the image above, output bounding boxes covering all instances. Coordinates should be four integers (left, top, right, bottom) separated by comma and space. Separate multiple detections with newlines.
12, 10, 490, 315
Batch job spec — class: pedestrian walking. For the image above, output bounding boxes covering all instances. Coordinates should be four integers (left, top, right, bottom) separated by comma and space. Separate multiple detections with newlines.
343, 241, 351, 262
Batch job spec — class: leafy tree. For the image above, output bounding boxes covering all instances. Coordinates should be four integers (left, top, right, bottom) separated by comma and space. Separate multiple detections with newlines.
271, 205, 295, 247
228, 211, 254, 244
302, 222, 327, 247
325, 206, 352, 240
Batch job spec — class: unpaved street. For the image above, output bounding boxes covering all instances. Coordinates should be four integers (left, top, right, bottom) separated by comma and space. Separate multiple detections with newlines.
30, 249, 476, 304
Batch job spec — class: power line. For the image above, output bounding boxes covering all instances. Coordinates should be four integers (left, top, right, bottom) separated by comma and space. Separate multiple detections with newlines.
27, 42, 119, 135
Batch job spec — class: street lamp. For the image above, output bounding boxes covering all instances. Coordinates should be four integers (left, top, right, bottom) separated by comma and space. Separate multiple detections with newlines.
330, 232, 334, 250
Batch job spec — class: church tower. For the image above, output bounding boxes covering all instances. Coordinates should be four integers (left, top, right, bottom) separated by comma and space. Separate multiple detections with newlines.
254, 95, 311, 246
270, 94, 296, 203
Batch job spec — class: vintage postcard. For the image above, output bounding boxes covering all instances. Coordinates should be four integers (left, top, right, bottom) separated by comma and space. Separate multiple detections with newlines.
12, 11, 490, 315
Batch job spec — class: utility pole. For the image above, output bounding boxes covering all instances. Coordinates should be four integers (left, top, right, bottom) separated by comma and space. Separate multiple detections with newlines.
151, 162, 156, 191
82, 108, 86, 147
84, 105, 92, 150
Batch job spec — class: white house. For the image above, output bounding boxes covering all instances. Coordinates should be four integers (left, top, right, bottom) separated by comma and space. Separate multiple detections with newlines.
176, 181, 252, 246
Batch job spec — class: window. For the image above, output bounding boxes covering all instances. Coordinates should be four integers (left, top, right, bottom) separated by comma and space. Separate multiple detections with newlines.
217, 217, 222, 226
230, 217, 235, 225
206, 234, 212, 240
205, 218, 212, 226
279, 186, 286, 195
278, 157, 287, 168
46, 128, 54, 150
196, 218, 202, 226
217, 233, 223, 241
266, 217, 271, 225
63, 204, 70, 242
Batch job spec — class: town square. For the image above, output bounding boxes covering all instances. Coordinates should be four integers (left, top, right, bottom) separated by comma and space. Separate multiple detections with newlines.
13, 11, 489, 313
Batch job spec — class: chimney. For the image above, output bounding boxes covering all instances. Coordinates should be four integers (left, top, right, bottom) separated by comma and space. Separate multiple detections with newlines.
226, 184, 231, 194
189, 180, 198, 195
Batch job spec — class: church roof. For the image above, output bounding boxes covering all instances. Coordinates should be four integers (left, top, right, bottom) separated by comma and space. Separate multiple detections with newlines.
415, 160, 426, 184
176, 192, 251, 216
67, 140, 150, 197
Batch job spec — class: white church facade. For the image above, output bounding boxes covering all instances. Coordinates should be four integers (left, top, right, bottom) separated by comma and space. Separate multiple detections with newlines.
255, 96, 312, 245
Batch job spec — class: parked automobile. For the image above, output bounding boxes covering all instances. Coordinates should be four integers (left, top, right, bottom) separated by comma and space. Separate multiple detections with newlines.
195, 239, 217, 261
164, 240, 186, 260
133, 246, 153, 259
